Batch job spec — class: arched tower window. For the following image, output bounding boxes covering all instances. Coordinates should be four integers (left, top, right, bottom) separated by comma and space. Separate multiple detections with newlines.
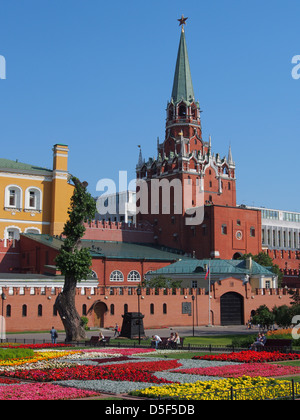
178, 104, 186, 117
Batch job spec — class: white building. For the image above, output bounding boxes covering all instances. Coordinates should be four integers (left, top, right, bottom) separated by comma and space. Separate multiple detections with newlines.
249, 206, 300, 251
95, 190, 136, 224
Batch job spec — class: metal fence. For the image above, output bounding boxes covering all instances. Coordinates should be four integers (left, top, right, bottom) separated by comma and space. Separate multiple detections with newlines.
156, 380, 300, 401
1, 337, 300, 354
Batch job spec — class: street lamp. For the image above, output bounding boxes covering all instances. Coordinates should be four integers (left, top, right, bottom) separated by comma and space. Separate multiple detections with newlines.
1, 292, 6, 342
191, 295, 195, 337
136, 287, 141, 345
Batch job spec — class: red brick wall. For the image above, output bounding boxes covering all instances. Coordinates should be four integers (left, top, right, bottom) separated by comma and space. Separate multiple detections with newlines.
83, 221, 154, 243
2, 281, 294, 332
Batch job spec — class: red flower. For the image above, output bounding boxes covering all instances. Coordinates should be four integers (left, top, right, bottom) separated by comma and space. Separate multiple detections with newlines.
192, 351, 300, 363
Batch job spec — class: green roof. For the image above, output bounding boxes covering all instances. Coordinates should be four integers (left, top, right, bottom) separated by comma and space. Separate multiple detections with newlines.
171, 29, 195, 105
22, 234, 188, 262
0, 158, 52, 175
148, 259, 275, 277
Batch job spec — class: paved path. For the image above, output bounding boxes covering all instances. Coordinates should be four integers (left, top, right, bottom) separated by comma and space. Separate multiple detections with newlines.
3, 324, 256, 343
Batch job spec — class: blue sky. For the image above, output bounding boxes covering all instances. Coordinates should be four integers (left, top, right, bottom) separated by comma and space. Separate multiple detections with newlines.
0, 0, 299, 212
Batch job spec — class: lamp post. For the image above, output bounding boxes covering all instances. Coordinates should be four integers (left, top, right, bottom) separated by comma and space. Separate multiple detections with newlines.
205, 262, 212, 327
1, 292, 6, 342
191, 295, 195, 337
136, 287, 141, 345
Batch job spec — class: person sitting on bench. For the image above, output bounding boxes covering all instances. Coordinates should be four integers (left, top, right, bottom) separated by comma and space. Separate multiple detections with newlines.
250, 333, 266, 351
98, 331, 106, 344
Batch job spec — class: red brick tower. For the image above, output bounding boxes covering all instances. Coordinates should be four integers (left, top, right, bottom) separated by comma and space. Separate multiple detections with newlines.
136, 18, 261, 259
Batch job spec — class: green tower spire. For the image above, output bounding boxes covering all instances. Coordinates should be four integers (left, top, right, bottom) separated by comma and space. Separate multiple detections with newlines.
171, 26, 195, 105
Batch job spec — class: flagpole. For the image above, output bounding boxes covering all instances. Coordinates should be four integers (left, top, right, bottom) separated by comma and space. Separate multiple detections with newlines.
208, 260, 212, 327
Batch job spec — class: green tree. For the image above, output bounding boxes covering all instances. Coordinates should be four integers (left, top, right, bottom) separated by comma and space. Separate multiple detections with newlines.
55, 176, 96, 342
272, 305, 293, 328
289, 288, 300, 305
142, 275, 182, 290
252, 305, 275, 329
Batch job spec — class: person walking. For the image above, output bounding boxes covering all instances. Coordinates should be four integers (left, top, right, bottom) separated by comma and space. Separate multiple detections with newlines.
114, 323, 119, 337
50, 327, 58, 344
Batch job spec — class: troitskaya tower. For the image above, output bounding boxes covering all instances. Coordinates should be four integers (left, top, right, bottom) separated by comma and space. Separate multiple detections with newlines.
136, 16, 237, 252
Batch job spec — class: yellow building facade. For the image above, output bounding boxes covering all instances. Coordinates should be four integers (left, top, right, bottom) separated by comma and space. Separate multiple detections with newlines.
0, 144, 74, 242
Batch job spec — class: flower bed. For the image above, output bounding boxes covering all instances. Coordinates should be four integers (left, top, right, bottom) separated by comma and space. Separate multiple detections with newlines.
3, 363, 177, 384
171, 363, 300, 378
131, 376, 293, 400
0, 383, 101, 400
0, 350, 81, 367
0, 377, 22, 384
0, 343, 71, 349
193, 351, 300, 363
84, 348, 156, 356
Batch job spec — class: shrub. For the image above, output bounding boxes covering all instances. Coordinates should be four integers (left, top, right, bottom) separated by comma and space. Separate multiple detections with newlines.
231, 335, 256, 348
0, 348, 34, 360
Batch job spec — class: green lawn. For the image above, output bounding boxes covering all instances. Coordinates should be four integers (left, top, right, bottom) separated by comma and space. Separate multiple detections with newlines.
110, 334, 255, 347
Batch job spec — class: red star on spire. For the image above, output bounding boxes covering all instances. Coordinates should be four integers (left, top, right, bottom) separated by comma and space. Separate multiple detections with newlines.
178, 15, 188, 27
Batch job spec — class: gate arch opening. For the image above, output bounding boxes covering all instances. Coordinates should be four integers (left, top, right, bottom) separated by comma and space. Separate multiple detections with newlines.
220, 292, 244, 325
93, 301, 108, 328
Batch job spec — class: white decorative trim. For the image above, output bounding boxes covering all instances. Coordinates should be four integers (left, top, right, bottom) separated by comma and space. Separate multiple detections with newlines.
0, 218, 50, 225
0, 172, 52, 181
24, 227, 41, 234
4, 185, 23, 210
24, 186, 42, 211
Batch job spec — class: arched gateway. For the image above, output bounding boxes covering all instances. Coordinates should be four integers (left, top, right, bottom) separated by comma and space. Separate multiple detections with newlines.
93, 301, 108, 328
220, 292, 244, 325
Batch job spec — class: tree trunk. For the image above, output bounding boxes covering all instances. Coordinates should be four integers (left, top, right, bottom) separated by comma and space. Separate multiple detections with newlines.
55, 276, 86, 342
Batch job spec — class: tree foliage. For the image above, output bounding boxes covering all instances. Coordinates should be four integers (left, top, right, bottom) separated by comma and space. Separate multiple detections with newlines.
54, 176, 96, 342
142, 275, 182, 289
55, 177, 96, 281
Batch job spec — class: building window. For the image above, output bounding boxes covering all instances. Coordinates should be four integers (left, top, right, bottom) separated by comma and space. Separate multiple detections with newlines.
221, 224, 227, 235
53, 305, 58, 316
5, 185, 22, 209
110, 304, 115, 315
9, 189, 16, 206
124, 304, 128, 314
265, 280, 271, 289
109, 270, 124, 282
6, 305, 11, 317
127, 270, 141, 282
22, 304, 27, 317
163, 303, 167, 314
250, 227, 256, 237
150, 303, 154, 315
192, 280, 198, 288
38, 304, 43, 317
82, 304, 87, 316
25, 187, 42, 211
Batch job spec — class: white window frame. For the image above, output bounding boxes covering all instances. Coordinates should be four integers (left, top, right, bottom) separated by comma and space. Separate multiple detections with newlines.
4, 226, 21, 242
4, 185, 23, 210
127, 270, 141, 282
24, 187, 42, 212
109, 270, 124, 282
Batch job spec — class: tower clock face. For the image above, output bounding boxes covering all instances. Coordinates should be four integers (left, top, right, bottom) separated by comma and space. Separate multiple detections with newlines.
236, 231, 243, 240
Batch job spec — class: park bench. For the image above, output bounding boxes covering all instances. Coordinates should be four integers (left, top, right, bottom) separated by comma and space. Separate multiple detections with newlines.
258, 338, 292, 353
85, 335, 111, 347
157, 337, 184, 350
